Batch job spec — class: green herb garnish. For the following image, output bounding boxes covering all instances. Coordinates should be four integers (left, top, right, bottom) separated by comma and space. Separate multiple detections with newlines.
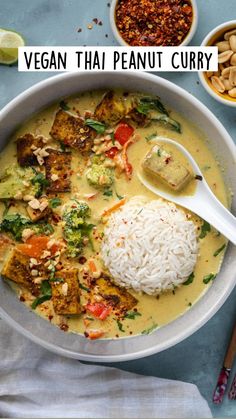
79, 283, 90, 292
49, 197, 62, 208
124, 311, 141, 320
145, 132, 157, 142
115, 191, 124, 200
31, 280, 52, 309
214, 244, 226, 257
0, 214, 31, 241
199, 220, 211, 239
203, 273, 216, 284
157, 148, 162, 157
141, 323, 158, 335
31, 171, 50, 198
117, 320, 125, 332
85, 119, 106, 134
59, 100, 70, 111
103, 189, 113, 197
183, 272, 194, 286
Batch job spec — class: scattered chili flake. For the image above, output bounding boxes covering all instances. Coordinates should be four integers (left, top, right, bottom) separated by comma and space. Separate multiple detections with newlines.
78, 256, 87, 265
195, 175, 203, 181
98, 21, 103, 26
77, 28, 82, 33
19, 295, 25, 302
93, 18, 98, 24
60, 323, 69, 332
115, 0, 193, 46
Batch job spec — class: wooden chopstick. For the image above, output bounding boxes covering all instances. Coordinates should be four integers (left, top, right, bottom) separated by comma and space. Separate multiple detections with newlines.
213, 321, 236, 404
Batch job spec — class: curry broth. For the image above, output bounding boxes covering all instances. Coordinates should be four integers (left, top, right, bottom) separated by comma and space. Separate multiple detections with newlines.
0, 89, 228, 339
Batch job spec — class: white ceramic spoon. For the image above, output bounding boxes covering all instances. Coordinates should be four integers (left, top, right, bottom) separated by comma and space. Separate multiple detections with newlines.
138, 136, 236, 245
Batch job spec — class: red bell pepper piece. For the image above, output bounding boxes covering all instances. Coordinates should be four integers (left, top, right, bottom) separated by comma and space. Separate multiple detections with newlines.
86, 303, 112, 320
114, 123, 134, 146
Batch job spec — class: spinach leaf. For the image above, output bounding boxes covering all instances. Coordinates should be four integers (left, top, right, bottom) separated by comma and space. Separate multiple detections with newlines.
31, 280, 52, 309
137, 97, 169, 116
203, 273, 216, 284
214, 244, 226, 257
199, 220, 211, 239
151, 115, 181, 133
85, 119, 106, 134
183, 272, 194, 286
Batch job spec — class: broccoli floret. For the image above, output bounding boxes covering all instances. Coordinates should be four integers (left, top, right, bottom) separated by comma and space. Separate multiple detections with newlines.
62, 200, 93, 258
64, 227, 83, 258
86, 164, 114, 189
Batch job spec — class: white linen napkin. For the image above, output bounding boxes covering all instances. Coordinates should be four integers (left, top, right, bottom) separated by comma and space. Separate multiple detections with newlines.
0, 319, 212, 418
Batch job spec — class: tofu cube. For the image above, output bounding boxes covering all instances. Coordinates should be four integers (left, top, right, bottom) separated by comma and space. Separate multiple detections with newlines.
17, 133, 45, 166
45, 149, 71, 193
1, 248, 47, 295
94, 91, 126, 125
51, 268, 81, 315
50, 109, 95, 152
142, 144, 192, 191
93, 275, 138, 312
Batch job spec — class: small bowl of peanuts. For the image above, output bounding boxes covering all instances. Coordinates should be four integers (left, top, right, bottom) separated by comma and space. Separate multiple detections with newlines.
199, 20, 236, 107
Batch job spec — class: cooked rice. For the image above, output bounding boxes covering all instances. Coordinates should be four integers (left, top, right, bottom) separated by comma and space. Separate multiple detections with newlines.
101, 196, 198, 295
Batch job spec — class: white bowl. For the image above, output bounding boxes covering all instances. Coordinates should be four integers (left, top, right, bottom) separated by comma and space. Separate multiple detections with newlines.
0, 72, 236, 362
199, 20, 236, 107
110, 0, 198, 47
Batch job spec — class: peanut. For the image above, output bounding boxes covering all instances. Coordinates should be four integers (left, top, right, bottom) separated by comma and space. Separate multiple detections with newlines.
230, 53, 236, 66
206, 27, 236, 100
228, 87, 236, 98
229, 35, 236, 52
218, 50, 234, 64
216, 40, 230, 52
211, 76, 225, 93
229, 67, 236, 86
224, 29, 236, 40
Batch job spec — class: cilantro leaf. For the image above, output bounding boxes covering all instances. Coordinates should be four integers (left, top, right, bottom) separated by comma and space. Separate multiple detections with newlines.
183, 272, 194, 286
199, 220, 211, 239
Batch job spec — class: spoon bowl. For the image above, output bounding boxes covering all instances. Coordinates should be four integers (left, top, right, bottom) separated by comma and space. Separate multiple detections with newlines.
138, 137, 236, 245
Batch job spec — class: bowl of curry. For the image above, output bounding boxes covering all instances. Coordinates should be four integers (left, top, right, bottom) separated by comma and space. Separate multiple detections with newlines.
0, 71, 235, 361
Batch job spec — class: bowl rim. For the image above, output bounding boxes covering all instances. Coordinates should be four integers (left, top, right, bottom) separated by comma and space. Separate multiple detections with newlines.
199, 20, 236, 107
109, 0, 198, 47
0, 71, 236, 362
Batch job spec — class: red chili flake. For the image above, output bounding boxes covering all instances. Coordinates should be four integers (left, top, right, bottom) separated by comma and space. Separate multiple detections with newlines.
93, 18, 98, 24
98, 21, 103, 26
48, 315, 53, 322
195, 175, 203, 181
79, 256, 87, 265
77, 28, 82, 33
165, 156, 172, 164
20, 295, 25, 302
60, 323, 69, 332
115, 0, 193, 46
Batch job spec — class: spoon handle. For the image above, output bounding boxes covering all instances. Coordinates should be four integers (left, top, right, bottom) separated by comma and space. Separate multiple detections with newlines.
196, 185, 236, 245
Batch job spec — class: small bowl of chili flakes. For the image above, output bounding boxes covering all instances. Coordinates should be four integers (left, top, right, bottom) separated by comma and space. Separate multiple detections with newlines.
110, 0, 198, 47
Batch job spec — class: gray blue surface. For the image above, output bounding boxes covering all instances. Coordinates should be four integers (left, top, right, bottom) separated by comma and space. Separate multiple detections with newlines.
0, 0, 236, 417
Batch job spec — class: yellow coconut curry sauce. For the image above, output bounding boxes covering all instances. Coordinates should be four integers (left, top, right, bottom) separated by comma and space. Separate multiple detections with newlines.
0, 89, 228, 339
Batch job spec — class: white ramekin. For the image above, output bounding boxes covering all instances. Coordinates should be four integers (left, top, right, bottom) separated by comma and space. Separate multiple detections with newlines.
199, 20, 236, 108
110, 0, 198, 47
